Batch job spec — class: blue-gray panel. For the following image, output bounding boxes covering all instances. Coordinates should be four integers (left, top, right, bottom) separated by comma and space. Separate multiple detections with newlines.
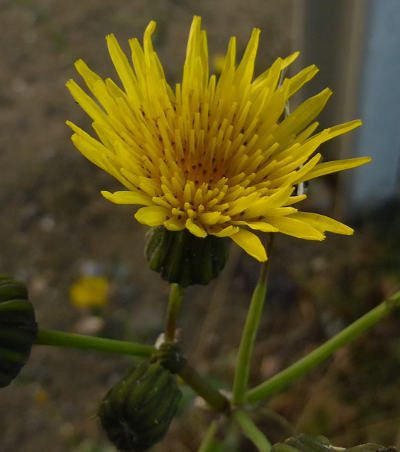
351, 0, 400, 208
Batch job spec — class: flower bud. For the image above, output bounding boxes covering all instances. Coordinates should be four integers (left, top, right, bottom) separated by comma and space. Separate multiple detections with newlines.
0, 277, 38, 388
145, 227, 230, 287
99, 361, 182, 451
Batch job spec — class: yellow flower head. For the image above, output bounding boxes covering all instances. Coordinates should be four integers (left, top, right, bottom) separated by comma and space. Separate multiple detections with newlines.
70, 276, 109, 308
66, 16, 370, 262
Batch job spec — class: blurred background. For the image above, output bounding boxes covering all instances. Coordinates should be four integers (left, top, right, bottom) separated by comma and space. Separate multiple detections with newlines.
1, 0, 399, 451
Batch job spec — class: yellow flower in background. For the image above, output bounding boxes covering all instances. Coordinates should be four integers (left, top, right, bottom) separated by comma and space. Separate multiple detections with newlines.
213, 53, 226, 73
70, 276, 109, 308
66, 16, 370, 262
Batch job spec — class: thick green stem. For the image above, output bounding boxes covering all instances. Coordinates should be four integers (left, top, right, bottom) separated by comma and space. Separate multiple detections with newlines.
35, 329, 154, 357
165, 283, 184, 341
232, 253, 271, 405
233, 410, 271, 452
246, 290, 400, 404
179, 364, 230, 413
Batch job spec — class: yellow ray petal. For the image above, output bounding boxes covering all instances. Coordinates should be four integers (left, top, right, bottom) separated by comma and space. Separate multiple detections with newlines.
186, 218, 207, 238
284, 194, 307, 206
66, 80, 106, 123
231, 229, 267, 262
210, 225, 239, 237
164, 217, 185, 231
288, 212, 354, 235
298, 157, 372, 183
74, 59, 103, 94
244, 185, 294, 217
233, 220, 279, 233
235, 27, 261, 86
134, 206, 169, 226
281, 51, 300, 69
288, 64, 319, 97
274, 88, 332, 142
106, 33, 137, 99
199, 211, 222, 225
265, 215, 325, 241
101, 190, 151, 206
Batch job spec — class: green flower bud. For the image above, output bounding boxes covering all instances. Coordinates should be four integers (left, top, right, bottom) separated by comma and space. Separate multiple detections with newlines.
0, 278, 38, 388
99, 361, 182, 451
145, 227, 230, 287
151, 341, 187, 374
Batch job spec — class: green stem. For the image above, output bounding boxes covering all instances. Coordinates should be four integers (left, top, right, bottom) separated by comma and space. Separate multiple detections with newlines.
165, 283, 184, 341
35, 329, 154, 357
198, 420, 220, 452
179, 364, 230, 413
246, 290, 400, 404
35, 329, 229, 413
232, 242, 272, 405
233, 410, 271, 452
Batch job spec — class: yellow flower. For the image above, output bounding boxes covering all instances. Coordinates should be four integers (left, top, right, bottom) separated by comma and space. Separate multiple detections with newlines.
66, 16, 370, 262
213, 53, 226, 73
70, 276, 109, 308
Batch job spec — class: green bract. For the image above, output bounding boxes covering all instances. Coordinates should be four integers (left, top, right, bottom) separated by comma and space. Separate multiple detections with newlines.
145, 227, 230, 287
